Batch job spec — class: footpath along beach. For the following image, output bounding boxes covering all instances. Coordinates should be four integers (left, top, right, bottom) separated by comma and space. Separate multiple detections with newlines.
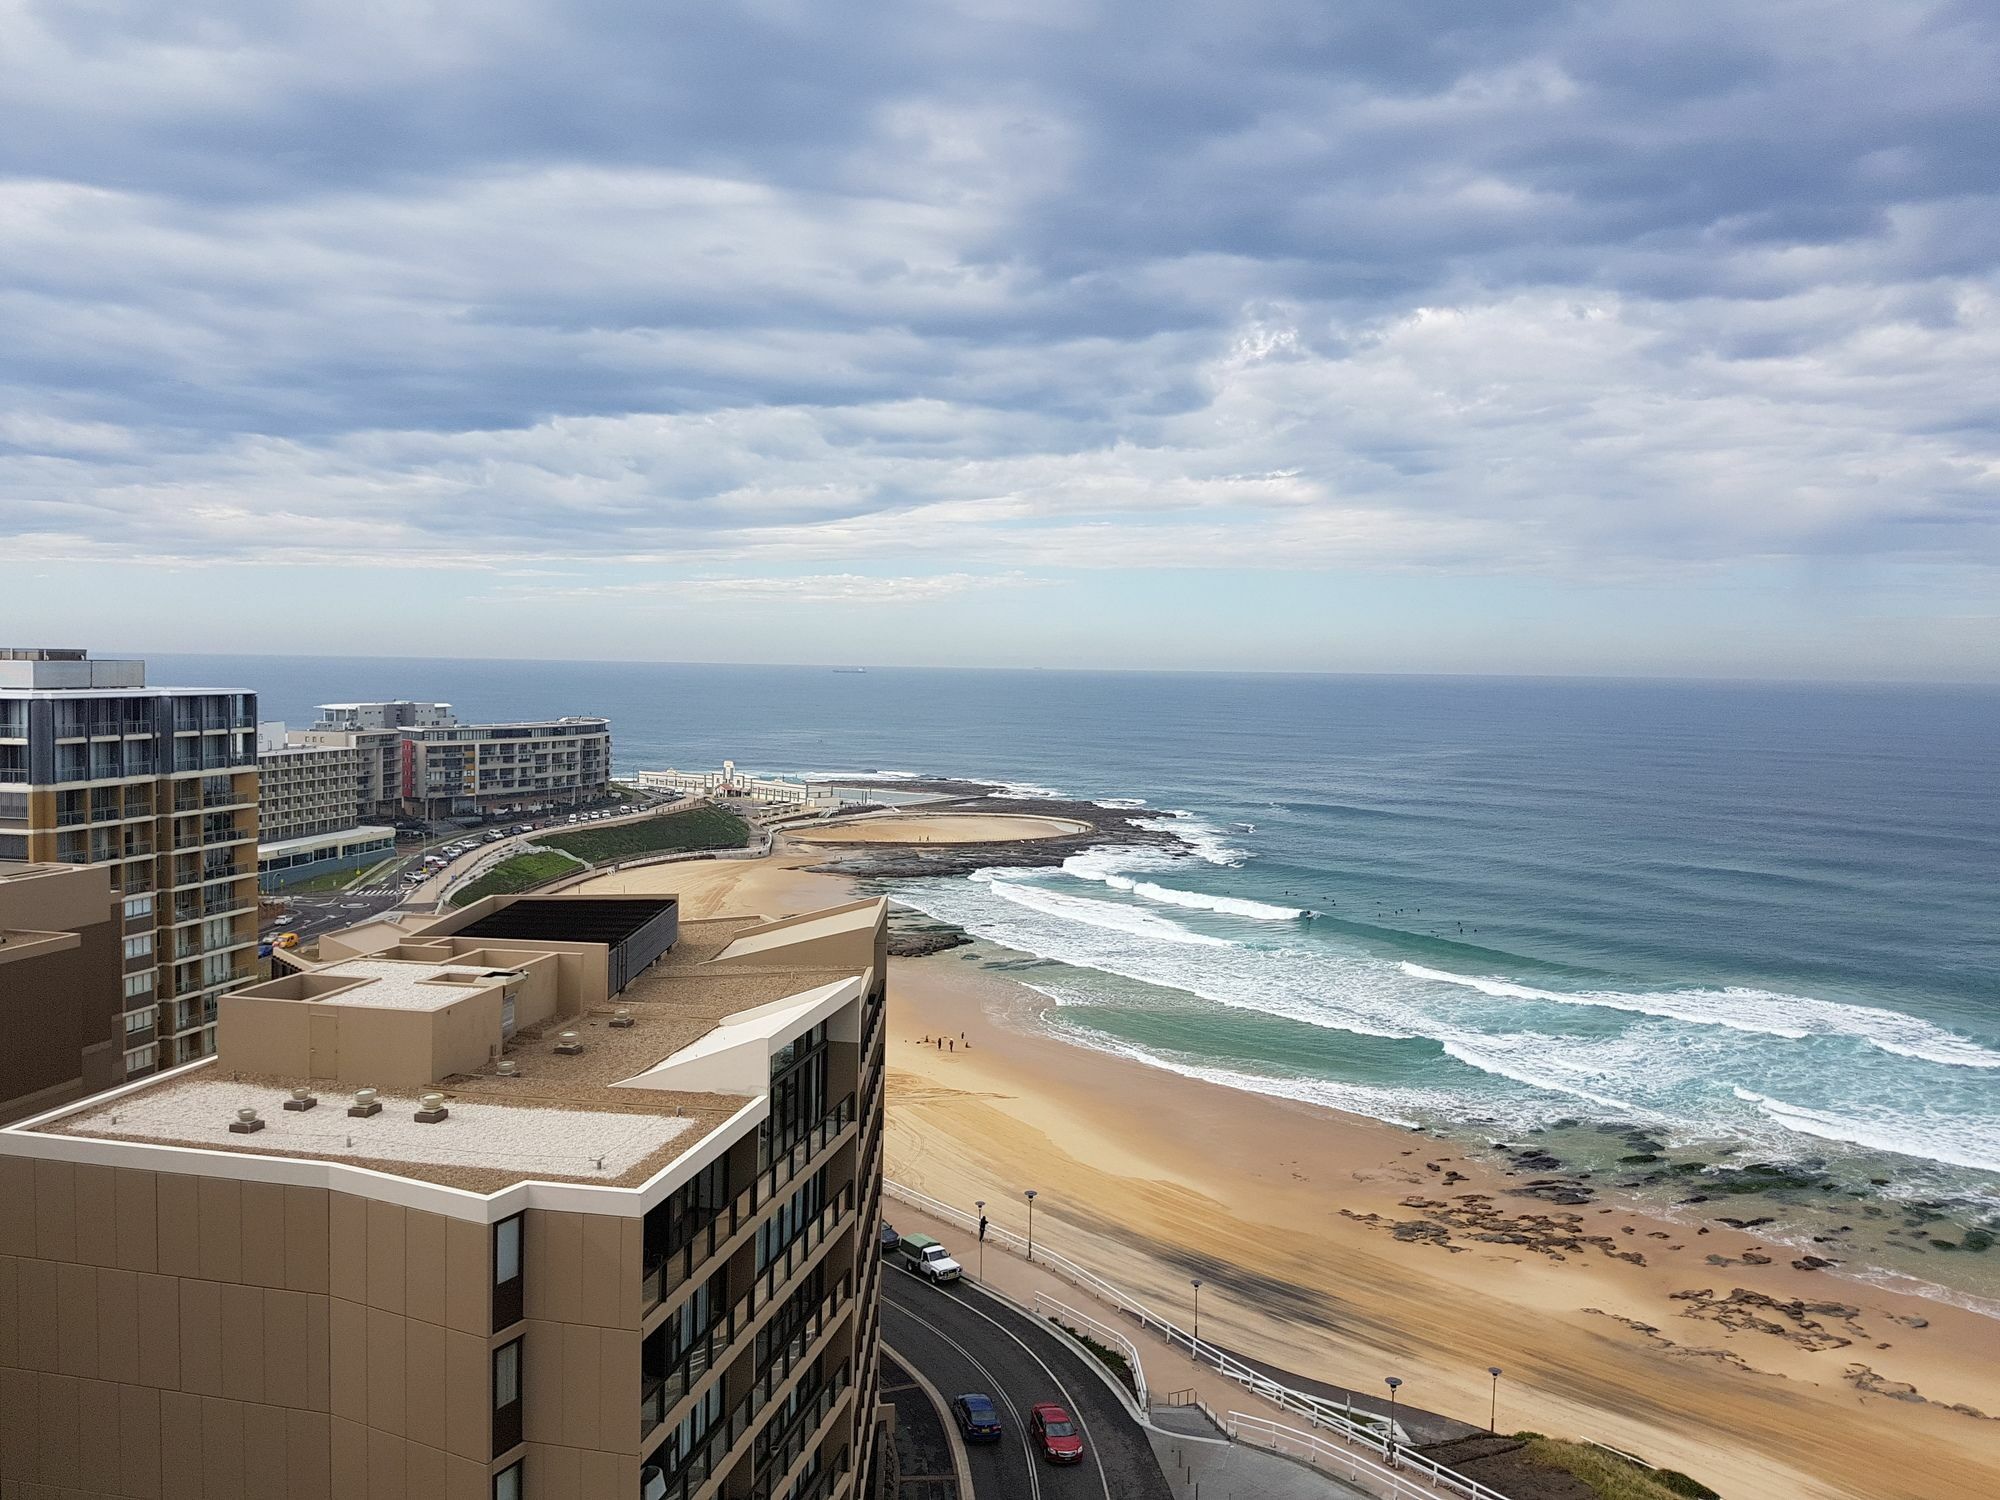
571, 829, 2000, 1500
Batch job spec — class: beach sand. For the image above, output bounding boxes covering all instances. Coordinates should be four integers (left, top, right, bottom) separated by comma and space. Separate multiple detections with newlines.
784, 812, 1090, 844
573, 852, 2000, 1499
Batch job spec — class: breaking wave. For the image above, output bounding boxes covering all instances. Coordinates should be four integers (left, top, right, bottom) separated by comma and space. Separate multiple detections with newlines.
1404, 963, 2000, 1069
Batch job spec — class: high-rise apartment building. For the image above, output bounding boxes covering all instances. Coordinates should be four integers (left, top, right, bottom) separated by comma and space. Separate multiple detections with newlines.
0, 889, 890, 1500
0, 648, 260, 1075
291, 703, 613, 824
0, 861, 125, 1123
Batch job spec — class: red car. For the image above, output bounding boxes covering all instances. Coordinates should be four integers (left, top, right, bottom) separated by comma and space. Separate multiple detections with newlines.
1029, 1402, 1084, 1464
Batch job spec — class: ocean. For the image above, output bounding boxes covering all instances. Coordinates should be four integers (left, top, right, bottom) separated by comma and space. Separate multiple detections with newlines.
166, 655, 2000, 1291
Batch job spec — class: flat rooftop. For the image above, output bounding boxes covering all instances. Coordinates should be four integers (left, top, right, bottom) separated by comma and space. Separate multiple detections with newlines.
19, 904, 884, 1194
55, 1079, 694, 1183
299, 958, 525, 1012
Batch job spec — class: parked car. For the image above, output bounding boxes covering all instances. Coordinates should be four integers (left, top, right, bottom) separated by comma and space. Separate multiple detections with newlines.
879, 1223, 900, 1255
897, 1233, 962, 1283
951, 1394, 1003, 1444
1029, 1404, 1084, 1465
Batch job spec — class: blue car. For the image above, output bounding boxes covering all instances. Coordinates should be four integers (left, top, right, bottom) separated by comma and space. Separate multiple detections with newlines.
952, 1393, 1003, 1443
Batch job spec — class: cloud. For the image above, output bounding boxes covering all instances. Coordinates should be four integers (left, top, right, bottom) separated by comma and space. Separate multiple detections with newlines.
1, 0, 1997, 616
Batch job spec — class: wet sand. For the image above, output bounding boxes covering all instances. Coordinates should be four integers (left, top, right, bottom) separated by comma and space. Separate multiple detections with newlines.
887, 958, 2000, 1500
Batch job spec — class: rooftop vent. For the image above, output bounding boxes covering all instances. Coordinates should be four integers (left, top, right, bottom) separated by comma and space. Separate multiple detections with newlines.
415, 1092, 449, 1124
495, 1059, 519, 1077
284, 1087, 318, 1113
228, 1107, 264, 1135
347, 1088, 382, 1119
609, 1007, 635, 1030
554, 1030, 584, 1055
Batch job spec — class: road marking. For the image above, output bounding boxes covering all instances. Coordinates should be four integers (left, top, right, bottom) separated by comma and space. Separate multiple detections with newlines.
885, 1298, 1039, 1500
891, 1269, 1116, 1500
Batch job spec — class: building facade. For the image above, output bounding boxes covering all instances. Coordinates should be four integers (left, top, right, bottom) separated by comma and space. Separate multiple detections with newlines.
401, 717, 612, 822
0, 861, 125, 1124
0, 890, 890, 1500
290, 703, 612, 824
254, 737, 395, 891
0, 648, 261, 1076
257, 742, 363, 844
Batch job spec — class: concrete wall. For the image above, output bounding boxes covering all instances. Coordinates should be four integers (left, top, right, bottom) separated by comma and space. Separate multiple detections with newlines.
217, 986, 505, 1090
0, 1158, 503, 1500
0, 865, 124, 1125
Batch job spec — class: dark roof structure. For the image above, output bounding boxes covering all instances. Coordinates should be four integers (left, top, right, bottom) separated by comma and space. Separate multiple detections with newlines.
456, 896, 679, 993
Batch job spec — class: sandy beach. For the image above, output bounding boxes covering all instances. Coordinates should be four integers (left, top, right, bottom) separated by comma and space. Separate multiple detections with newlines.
575, 851, 2000, 1500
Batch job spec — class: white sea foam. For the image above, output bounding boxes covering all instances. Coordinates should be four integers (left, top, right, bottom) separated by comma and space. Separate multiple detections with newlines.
1058, 846, 1303, 919
976, 876, 1234, 947
890, 870, 2000, 1182
795, 768, 925, 781
1133, 815, 1248, 865
1404, 963, 2000, 1069
1733, 1088, 2000, 1174
1094, 797, 1149, 809
987, 780, 1065, 800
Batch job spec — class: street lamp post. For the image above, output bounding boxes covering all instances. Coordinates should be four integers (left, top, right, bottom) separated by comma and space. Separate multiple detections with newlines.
1384, 1377, 1403, 1468
1024, 1189, 1038, 1264
1488, 1367, 1503, 1434
1190, 1278, 1203, 1361
975, 1200, 986, 1282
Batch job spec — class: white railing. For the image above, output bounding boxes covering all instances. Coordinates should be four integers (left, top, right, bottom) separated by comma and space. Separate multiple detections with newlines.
885, 1180, 1512, 1500
1032, 1293, 1150, 1410
1229, 1413, 1479, 1500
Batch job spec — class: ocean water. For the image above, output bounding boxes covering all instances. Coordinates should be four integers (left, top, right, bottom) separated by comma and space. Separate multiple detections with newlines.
167, 655, 2000, 1256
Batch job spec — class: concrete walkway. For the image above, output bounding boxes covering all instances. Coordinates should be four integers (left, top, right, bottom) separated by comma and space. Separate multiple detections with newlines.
1150, 1425, 1372, 1500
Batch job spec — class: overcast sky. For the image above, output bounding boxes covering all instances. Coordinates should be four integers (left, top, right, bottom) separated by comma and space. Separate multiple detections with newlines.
3, 1, 1998, 677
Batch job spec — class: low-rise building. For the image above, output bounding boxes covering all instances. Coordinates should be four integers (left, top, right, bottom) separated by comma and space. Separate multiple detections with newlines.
0, 861, 126, 1123
0, 890, 890, 1500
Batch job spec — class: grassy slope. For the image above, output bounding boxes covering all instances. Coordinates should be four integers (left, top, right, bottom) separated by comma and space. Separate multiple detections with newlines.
539, 804, 751, 863
449, 849, 586, 907
1519, 1438, 1719, 1500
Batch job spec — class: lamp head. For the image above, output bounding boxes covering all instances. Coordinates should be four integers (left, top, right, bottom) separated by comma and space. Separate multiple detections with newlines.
1489, 1366, 1503, 1378
1385, 1377, 1403, 1392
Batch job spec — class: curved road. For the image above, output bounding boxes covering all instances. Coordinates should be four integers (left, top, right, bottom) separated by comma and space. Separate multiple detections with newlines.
883, 1268, 1172, 1500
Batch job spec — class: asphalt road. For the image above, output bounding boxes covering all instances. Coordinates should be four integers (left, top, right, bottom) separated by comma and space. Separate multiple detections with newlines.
882, 1268, 1172, 1500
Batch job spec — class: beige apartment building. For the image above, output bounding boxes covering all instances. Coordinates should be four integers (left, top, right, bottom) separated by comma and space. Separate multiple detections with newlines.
254, 736, 395, 892
0, 888, 890, 1500
0, 862, 125, 1124
0, 649, 261, 1077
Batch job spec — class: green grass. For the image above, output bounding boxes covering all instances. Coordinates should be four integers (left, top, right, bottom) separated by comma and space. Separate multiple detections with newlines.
540, 805, 751, 863
450, 849, 587, 907
1517, 1437, 1720, 1500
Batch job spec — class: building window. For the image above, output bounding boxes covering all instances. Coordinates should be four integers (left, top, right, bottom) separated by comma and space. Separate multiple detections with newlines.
124, 1007, 156, 1036
124, 970, 156, 1000
492, 1338, 523, 1456
124, 1045, 156, 1074
493, 1462, 522, 1500
124, 893, 154, 920
493, 1214, 524, 1331
123, 933, 153, 960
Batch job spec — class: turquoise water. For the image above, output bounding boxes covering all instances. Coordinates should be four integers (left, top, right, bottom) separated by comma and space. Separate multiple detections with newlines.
183, 656, 2000, 1236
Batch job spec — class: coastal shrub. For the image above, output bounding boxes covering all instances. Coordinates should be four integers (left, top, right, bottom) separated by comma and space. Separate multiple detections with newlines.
1518, 1437, 1720, 1500
450, 849, 585, 907
541, 805, 751, 863
1045, 1317, 1137, 1396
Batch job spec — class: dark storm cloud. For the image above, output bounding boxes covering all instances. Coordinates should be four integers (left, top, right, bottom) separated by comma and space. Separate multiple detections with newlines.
0, 0, 1996, 573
